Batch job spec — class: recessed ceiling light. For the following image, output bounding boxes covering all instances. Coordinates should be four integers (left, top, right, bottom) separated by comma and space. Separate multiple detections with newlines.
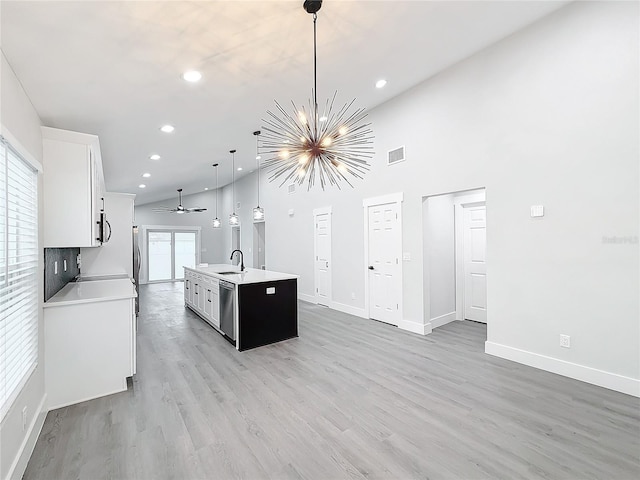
204, 187, 209, 191
319, 116, 328, 122
256, 155, 261, 160
376, 79, 387, 89
160, 125, 175, 133
237, 167, 243, 171
149, 154, 161, 160
182, 70, 202, 83
142, 173, 151, 178
139, 184, 146, 189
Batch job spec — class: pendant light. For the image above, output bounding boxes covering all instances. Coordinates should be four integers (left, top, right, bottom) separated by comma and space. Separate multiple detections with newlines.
229, 149, 239, 226
212, 163, 221, 228
252, 130, 265, 222
261, 0, 374, 190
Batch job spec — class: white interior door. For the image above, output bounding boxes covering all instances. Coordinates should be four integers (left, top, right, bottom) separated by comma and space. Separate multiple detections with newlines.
314, 211, 331, 306
367, 203, 401, 325
463, 205, 487, 323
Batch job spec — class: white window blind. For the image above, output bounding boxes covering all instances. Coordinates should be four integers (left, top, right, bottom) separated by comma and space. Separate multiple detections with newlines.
0, 135, 39, 420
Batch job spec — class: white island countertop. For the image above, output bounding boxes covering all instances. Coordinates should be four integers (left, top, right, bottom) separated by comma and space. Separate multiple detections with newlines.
44, 278, 137, 308
185, 264, 298, 285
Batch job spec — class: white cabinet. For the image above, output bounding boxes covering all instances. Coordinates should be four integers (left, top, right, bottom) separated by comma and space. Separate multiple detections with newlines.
44, 280, 136, 410
42, 127, 106, 248
184, 268, 220, 329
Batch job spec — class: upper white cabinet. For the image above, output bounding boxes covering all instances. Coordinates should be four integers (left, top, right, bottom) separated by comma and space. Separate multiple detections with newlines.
42, 127, 106, 248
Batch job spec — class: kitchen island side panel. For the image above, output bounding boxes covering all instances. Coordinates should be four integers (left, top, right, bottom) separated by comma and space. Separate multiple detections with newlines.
238, 279, 298, 351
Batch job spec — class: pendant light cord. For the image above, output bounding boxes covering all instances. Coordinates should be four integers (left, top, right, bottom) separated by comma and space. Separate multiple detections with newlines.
256, 134, 261, 207
215, 165, 218, 217
313, 12, 317, 110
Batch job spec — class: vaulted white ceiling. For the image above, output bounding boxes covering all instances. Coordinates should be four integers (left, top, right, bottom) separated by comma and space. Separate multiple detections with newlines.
1, 0, 567, 204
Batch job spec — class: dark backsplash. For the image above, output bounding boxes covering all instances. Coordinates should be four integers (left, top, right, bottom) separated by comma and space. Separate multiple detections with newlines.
44, 248, 80, 302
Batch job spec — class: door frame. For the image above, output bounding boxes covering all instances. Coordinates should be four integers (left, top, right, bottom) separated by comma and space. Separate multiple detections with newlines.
363, 192, 403, 322
140, 225, 201, 284
313, 206, 332, 306
230, 225, 241, 265
454, 195, 486, 320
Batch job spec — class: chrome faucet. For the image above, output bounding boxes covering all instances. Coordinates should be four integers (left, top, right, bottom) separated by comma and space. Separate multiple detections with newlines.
230, 249, 245, 272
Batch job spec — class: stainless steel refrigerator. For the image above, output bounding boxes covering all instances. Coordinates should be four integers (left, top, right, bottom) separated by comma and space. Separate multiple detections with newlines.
133, 226, 141, 315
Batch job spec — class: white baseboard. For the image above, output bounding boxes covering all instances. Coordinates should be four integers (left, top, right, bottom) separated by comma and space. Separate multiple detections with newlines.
6, 394, 47, 480
485, 341, 640, 398
431, 311, 456, 329
298, 293, 316, 304
331, 301, 367, 319
398, 319, 432, 335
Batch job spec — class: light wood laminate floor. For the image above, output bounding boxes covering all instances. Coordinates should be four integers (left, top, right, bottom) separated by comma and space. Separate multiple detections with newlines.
25, 282, 640, 479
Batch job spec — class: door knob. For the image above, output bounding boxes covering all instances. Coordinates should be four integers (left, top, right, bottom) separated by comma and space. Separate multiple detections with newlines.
368, 266, 374, 270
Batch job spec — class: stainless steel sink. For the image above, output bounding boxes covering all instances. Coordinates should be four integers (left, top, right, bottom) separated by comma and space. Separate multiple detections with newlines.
216, 271, 241, 275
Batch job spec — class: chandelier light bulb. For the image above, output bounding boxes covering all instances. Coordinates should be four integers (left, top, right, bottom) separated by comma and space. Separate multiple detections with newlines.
212, 218, 221, 229
229, 213, 239, 225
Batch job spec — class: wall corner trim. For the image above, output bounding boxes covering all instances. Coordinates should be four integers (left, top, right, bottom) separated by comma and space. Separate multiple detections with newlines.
298, 293, 316, 304
362, 192, 403, 207
430, 311, 457, 329
331, 301, 367, 319
398, 319, 432, 336
485, 341, 640, 398
5, 393, 47, 480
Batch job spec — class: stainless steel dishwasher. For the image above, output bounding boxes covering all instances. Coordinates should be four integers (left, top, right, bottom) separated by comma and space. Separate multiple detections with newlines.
219, 280, 235, 342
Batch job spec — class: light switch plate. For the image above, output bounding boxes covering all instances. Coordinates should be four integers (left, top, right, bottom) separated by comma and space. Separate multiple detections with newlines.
530, 205, 544, 217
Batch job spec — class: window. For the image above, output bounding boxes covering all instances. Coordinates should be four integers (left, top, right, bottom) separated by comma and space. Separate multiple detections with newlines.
0, 135, 39, 420
145, 227, 199, 282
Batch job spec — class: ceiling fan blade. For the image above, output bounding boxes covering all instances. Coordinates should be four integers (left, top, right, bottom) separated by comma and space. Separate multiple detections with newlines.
185, 207, 207, 213
152, 206, 175, 212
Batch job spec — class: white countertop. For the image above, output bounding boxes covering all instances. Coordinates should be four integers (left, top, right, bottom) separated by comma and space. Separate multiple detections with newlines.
44, 278, 137, 308
185, 264, 298, 285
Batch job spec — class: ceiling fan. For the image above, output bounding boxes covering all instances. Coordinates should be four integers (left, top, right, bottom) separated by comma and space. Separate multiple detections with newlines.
152, 188, 207, 214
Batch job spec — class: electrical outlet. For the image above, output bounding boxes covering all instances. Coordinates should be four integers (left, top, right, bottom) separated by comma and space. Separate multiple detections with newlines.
22, 406, 27, 431
560, 334, 571, 348
54, 261, 58, 275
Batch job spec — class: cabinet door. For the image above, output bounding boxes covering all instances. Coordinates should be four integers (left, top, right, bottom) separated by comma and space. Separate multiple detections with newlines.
211, 283, 220, 328
43, 139, 93, 247
184, 276, 191, 306
204, 286, 213, 319
197, 279, 205, 312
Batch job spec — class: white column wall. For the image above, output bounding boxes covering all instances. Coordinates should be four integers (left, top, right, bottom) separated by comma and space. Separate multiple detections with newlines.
255, 1, 639, 392
0, 51, 46, 480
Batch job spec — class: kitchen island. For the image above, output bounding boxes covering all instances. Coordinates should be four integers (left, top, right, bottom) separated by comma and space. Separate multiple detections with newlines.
184, 264, 298, 351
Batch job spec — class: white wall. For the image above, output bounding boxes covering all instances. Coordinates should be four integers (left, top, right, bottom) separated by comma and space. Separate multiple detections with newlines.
423, 193, 456, 323
238, 1, 638, 395
0, 51, 46, 480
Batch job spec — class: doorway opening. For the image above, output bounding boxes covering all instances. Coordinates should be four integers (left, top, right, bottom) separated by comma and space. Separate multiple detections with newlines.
253, 222, 266, 270
422, 188, 486, 330
144, 226, 200, 283
231, 226, 241, 265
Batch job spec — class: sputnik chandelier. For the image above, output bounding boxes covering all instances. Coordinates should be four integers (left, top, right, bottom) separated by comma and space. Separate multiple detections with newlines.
261, 0, 374, 190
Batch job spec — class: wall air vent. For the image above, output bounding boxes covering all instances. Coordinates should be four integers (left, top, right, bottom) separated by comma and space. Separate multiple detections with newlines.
288, 183, 296, 195
387, 146, 405, 165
